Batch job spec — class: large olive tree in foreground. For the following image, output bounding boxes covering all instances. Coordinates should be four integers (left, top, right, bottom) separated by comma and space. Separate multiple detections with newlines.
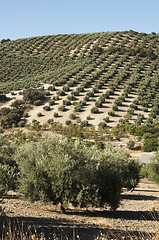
15, 136, 140, 211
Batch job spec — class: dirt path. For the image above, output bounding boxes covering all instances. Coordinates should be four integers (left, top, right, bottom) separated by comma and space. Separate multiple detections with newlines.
1, 178, 159, 239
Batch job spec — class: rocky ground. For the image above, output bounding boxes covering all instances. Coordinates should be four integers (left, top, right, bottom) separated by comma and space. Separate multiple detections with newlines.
1, 178, 159, 239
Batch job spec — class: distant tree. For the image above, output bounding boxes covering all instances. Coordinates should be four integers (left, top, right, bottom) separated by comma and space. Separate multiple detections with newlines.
0, 94, 9, 102
23, 88, 45, 105
91, 107, 99, 114
127, 140, 135, 150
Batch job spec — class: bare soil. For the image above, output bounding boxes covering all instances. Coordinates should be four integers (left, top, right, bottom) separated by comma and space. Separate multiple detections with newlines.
1, 179, 159, 239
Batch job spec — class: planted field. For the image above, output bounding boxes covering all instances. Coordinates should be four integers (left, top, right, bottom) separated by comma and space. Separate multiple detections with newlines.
0, 31, 159, 145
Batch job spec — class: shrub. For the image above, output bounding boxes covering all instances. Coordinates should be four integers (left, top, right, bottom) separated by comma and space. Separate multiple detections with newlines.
95, 101, 103, 108
63, 100, 71, 106
91, 107, 99, 114
112, 104, 118, 111
74, 104, 82, 112
48, 85, 56, 91
37, 112, 43, 117
49, 100, 55, 106
65, 120, 71, 125
58, 105, 66, 112
0, 135, 18, 196
15, 136, 140, 211
127, 140, 135, 150
54, 112, 59, 118
23, 88, 45, 104
98, 122, 107, 129
0, 108, 24, 128
18, 121, 25, 127
141, 151, 159, 185
80, 120, 89, 127
47, 119, 54, 124
11, 100, 24, 108
43, 105, 51, 111
0, 94, 9, 103
142, 137, 158, 152
33, 100, 42, 106
69, 113, 76, 120
67, 95, 76, 101
103, 116, 109, 123
86, 115, 91, 120
23, 112, 29, 118
108, 111, 115, 116
45, 91, 50, 96
57, 90, 65, 96
62, 85, 70, 92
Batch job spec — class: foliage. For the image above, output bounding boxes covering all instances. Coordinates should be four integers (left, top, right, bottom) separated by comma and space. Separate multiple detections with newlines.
43, 105, 51, 111
53, 112, 59, 118
0, 31, 159, 138
15, 136, 140, 211
0, 94, 9, 102
91, 107, 99, 114
58, 105, 66, 112
23, 88, 45, 105
11, 99, 24, 108
141, 151, 159, 185
142, 137, 158, 152
127, 140, 135, 149
0, 135, 18, 196
0, 107, 24, 128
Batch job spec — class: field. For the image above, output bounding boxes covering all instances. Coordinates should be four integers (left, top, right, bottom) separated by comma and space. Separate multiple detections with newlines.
0, 30, 159, 131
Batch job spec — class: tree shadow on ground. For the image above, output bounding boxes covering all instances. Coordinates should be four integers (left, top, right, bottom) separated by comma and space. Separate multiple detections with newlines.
121, 194, 158, 201
65, 209, 158, 221
0, 216, 156, 240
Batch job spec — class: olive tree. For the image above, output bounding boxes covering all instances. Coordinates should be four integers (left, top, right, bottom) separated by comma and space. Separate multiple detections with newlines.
15, 136, 140, 211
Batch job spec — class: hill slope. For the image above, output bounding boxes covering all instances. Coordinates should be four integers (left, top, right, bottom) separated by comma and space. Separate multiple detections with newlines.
0, 30, 159, 131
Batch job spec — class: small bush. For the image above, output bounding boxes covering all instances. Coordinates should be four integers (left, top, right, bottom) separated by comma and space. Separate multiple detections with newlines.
69, 113, 76, 120
80, 120, 89, 127
33, 100, 42, 106
108, 111, 115, 116
65, 120, 71, 125
48, 85, 56, 91
0, 94, 9, 102
141, 152, 159, 185
98, 122, 107, 129
11, 100, 24, 108
91, 107, 99, 114
54, 112, 59, 118
23, 88, 45, 104
23, 112, 29, 118
57, 90, 65, 96
58, 105, 66, 112
127, 140, 135, 150
45, 91, 51, 96
43, 105, 51, 111
18, 121, 25, 127
37, 112, 43, 117
49, 100, 55, 106
103, 116, 109, 123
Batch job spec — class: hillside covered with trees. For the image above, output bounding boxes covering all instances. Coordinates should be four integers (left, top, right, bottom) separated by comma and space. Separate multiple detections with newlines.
0, 30, 159, 150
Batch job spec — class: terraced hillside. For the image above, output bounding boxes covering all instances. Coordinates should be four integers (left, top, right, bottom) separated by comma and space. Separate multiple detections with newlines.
0, 31, 159, 140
